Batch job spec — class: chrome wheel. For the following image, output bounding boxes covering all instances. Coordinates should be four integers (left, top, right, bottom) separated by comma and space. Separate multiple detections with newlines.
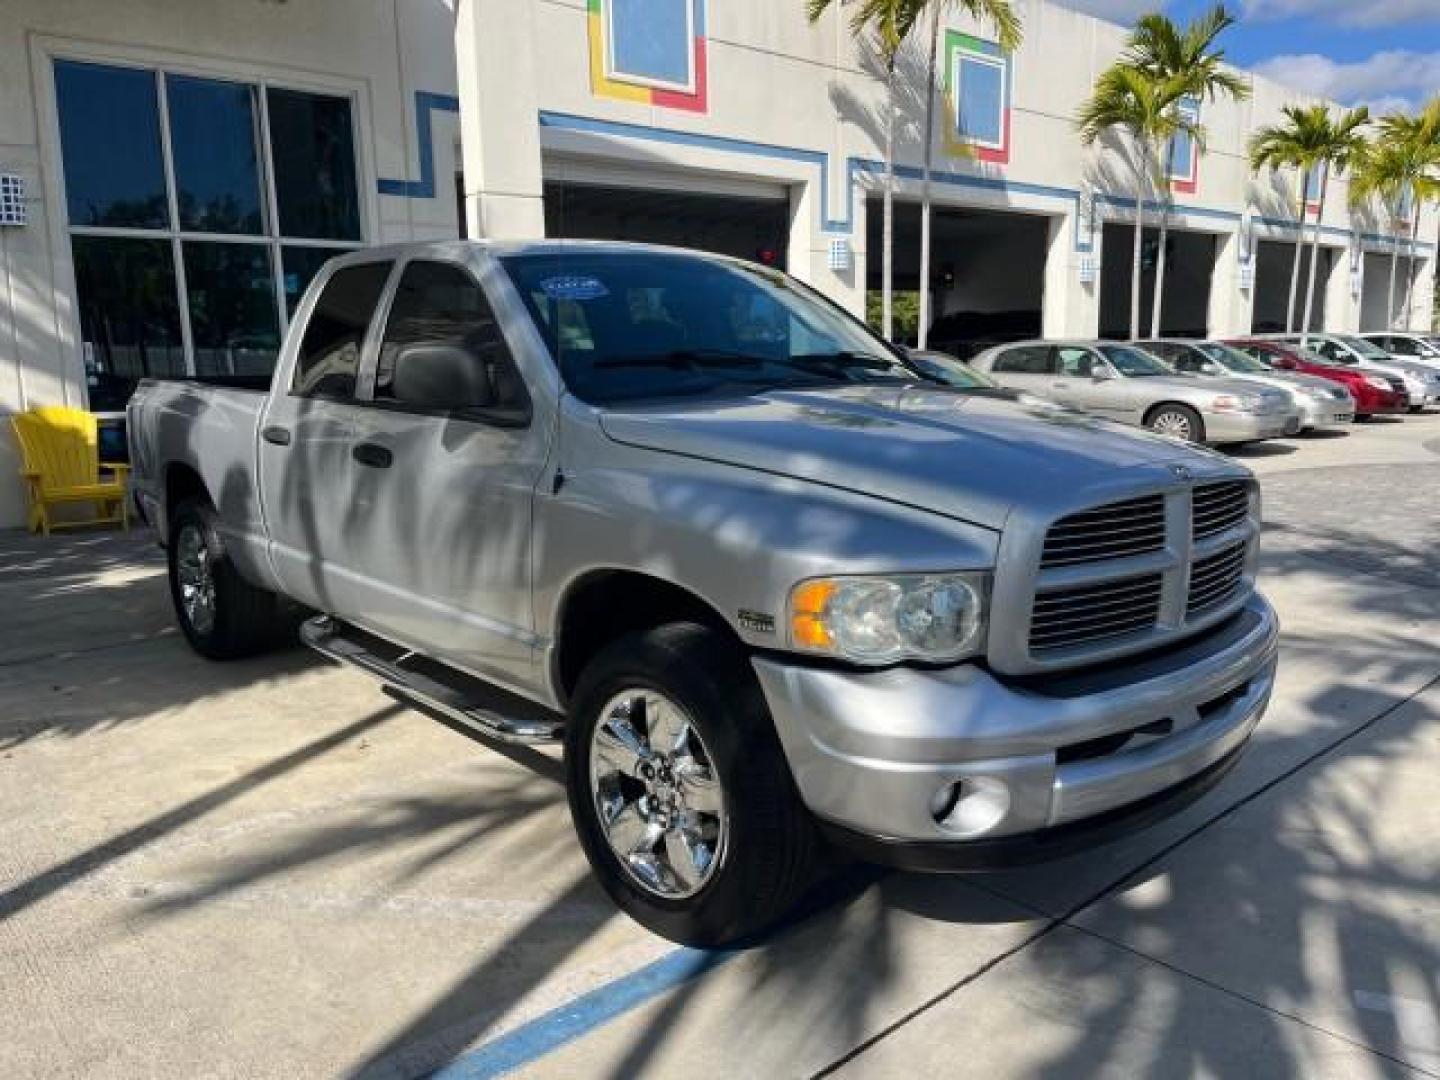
1150, 410, 1194, 440
589, 689, 728, 899
175, 523, 217, 636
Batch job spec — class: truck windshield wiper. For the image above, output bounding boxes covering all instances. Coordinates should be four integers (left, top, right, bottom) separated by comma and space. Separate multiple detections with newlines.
784, 351, 902, 374
593, 348, 767, 371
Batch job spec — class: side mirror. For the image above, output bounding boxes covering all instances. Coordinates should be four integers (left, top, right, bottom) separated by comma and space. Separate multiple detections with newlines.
1091, 366, 1115, 381
1201, 362, 1223, 375
391, 343, 494, 412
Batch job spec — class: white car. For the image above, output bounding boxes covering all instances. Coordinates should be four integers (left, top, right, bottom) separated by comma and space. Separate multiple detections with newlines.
1359, 332, 1440, 372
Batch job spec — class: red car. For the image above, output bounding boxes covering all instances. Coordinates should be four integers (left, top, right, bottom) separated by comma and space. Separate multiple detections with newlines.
1225, 339, 1408, 419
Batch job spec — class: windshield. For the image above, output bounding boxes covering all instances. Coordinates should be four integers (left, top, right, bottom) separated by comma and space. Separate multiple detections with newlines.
904, 351, 998, 389
1099, 344, 1174, 377
500, 251, 913, 405
1198, 342, 1268, 374
1333, 334, 1390, 359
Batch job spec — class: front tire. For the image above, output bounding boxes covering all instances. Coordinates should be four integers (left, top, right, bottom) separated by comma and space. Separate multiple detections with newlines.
1146, 403, 1205, 443
565, 622, 818, 946
168, 499, 290, 660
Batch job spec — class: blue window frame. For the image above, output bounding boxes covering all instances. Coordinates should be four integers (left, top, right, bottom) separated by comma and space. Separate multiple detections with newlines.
955, 51, 1006, 148
1303, 164, 1324, 204
608, 0, 694, 90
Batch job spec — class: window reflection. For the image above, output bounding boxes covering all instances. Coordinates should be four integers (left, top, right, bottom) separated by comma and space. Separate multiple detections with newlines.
184, 243, 282, 376
167, 75, 265, 234
54, 61, 168, 229
267, 88, 361, 241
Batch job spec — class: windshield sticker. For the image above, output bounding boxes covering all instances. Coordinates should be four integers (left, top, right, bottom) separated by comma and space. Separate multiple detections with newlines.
540, 276, 610, 302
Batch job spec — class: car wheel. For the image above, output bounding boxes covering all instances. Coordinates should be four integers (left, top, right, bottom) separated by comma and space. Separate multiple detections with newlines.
1146, 403, 1205, 443
168, 499, 291, 660
565, 622, 818, 946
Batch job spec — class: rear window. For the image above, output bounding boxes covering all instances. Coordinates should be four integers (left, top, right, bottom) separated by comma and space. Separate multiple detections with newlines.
292, 261, 393, 398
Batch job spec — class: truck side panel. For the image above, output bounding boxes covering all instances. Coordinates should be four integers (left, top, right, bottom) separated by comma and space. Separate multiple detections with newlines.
127, 381, 282, 593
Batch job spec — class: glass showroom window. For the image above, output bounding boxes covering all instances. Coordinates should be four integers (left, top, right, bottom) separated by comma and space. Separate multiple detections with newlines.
53, 59, 365, 408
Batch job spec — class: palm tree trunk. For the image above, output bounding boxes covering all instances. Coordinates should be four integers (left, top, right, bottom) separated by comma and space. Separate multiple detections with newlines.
883, 61, 896, 341
917, 7, 941, 351
1150, 137, 1175, 338
1386, 224, 1400, 330
1299, 163, 1329, 344
1130, 141, 1149, 341
1401, 211, 1422, 331
1285, 175, 1302, 334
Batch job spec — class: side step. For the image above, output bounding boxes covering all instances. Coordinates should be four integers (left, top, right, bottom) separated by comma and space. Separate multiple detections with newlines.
301, 616, 564, 745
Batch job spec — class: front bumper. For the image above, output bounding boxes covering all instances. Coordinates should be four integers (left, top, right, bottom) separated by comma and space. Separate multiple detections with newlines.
1297, 398, 1354, 429
1203, 410, 1299, 442
753, 594, 1278, 859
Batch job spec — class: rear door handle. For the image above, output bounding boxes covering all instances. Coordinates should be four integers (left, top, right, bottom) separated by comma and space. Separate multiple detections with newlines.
262, 425, 291, 446
352, 442, 393, 469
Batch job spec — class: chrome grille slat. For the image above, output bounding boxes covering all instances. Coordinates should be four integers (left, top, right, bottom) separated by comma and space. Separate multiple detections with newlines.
1027, 481, 1256, 660
1041, 495, 1165, 570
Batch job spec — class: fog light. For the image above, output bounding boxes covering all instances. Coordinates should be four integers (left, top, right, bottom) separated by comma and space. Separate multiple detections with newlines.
930, 776, 1012, 836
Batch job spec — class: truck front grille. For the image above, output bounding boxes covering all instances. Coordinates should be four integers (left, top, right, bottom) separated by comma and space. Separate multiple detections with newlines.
1188, 542, 1247, 615
1040, 494, 1166, 568
1030, 573, 1164, 653
1192, 481, 1249, 540
1016, 479, 1258, 667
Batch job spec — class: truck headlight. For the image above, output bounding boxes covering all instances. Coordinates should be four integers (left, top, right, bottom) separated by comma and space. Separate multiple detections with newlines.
789, 572, 990, 665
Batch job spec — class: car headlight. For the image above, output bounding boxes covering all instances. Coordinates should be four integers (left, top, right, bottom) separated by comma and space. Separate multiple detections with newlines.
789, 572, 990, 665
1210, 393, 1263, 413
1363, 375, 1392, 391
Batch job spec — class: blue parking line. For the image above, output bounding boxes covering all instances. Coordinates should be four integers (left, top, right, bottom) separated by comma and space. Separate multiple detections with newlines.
429, 946, 735, 1079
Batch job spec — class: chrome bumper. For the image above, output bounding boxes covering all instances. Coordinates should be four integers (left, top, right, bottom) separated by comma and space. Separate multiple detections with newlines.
753, 594, 1278, 845
1204, 410, 1299, 442
1298, 400, 1354, 429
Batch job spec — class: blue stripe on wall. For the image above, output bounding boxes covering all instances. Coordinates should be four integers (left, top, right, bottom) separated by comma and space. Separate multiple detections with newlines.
378, 91, 462, 199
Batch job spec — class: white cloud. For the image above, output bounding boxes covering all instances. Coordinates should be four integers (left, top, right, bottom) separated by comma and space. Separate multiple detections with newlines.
1242, 0, 1436, 28
1251, 50, 1440, 114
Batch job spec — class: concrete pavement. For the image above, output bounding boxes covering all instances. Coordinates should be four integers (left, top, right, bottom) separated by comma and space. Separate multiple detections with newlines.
1, 415, 1438, 1079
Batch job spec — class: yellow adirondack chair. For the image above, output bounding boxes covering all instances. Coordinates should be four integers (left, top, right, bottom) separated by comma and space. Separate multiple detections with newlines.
11, 406, 130, 535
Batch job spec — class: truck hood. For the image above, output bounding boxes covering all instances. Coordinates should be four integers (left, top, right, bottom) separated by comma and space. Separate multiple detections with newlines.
599, 386, 1226, 531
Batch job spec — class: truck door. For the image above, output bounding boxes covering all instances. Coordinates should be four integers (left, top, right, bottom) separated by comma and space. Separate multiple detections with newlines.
342, 257, 550, 689
257, 259, 394, 616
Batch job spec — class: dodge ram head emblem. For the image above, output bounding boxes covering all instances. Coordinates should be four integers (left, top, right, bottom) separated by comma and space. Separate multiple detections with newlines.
1171, 465, 1194, 481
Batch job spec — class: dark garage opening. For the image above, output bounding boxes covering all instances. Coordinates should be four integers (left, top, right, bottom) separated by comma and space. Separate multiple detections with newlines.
1360, 249, 1410, 332
866, 198, 1048, 353
1100, 223, 1215, 339
1250, 238, 1333, 334
543, 181, 791, 269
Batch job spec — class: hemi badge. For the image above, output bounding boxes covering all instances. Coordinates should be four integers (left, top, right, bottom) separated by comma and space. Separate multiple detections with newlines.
738, 610, 776, 635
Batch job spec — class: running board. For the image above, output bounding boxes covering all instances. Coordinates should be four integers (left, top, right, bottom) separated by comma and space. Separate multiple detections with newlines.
301, 616, 564, 745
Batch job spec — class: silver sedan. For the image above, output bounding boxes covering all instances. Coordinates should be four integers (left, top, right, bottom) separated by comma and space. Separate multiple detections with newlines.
970, 340, 1302, 444
1138, 339, 1354, 432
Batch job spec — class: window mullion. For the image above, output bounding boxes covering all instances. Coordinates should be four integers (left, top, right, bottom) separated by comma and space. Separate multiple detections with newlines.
155, 69, 196, 376
257, 80, 292, 340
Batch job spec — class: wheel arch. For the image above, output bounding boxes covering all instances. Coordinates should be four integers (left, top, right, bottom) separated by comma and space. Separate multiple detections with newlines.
549, 569, 740, 707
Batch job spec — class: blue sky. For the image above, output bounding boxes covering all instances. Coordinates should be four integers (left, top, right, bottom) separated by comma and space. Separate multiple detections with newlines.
1059, 0, 1440, 115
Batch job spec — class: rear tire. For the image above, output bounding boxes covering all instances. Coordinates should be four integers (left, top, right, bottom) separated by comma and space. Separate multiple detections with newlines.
168, 499, 292, 660
1146, 403, 1205, 443
565, 622, 818, 946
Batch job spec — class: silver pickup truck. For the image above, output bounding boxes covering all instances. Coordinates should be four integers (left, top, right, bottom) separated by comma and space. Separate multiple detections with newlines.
128, 241, 1279, 945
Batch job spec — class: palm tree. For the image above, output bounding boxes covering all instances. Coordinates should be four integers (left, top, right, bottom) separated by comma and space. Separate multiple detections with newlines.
1374, 99, 1440, 329
915, 0, 1022, 349
1249, 111, 1313, 334
1076, 64, 1196, 340
1123, 5, 1249, 337
1247, 104, 1368, 340
807, 0, 923, 342
1349, 137, 1410, 329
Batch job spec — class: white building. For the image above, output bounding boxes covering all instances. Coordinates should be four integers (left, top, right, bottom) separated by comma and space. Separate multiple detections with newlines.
1, 0, 1434, 528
